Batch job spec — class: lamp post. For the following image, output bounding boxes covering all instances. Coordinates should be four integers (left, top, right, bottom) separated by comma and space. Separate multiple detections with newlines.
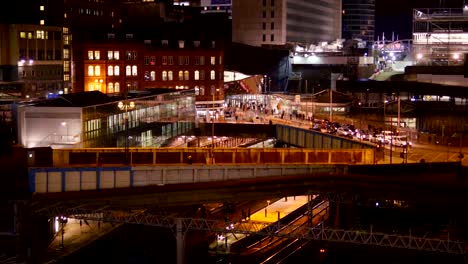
118, 101, 135, 165
61, 122, 68, 143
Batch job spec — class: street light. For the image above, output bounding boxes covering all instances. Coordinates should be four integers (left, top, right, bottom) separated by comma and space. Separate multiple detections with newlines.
61, 122, 68, 142
118, 101, 135, 164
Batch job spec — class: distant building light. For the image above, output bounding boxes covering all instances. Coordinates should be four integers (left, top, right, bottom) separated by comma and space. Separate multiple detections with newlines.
416, 53, 423, 60
40, 20, 45, 25
453, 53, 460, 60
28, 59, 33, 65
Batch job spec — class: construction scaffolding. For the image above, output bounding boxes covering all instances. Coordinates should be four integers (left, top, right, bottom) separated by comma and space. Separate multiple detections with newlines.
413, 7, 468, 66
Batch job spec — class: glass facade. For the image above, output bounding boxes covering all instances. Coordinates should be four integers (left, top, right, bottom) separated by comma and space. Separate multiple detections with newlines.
342, 0, 375, 43
81, 90, 196, 148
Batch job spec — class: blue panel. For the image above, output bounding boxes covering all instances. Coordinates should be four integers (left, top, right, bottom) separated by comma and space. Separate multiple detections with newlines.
130, 169, 134, 187
28, 169, 36, 193
61, 171, 66, 192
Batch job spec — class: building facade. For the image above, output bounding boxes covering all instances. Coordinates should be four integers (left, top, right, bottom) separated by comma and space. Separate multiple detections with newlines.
0, 24, 71, 98
232, 0, 341, 47
413, 7, 468, 65
80, 39, 225, 119
342, 0, 375, 43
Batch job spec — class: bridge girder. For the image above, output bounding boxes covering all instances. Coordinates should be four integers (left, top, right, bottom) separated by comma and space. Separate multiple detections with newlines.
39, 205, 467, 256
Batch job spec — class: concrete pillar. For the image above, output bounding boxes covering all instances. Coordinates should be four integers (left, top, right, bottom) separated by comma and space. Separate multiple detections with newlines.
176, 218, 185, 264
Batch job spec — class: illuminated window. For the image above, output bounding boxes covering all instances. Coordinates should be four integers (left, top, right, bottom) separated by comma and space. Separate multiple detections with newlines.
178, 71, 183, 80
162, 56, 167, 65
184, 70, 189, 80
88, 83, 94, 91
88, 65, 94, 76
168, 71, 173, 81
63, 49, 69, 59
125, 66, 131, 76
20, 32, 26, 38
132, 65, 137, 76
64, 61, 70, 72
114, 51, 119, 60
200, 56, 205, 65
114, 66, 120, 76
108, 82, 114, 93
40, 5, 44, 11
88, 50, 94, 60
27, 32, 33, 39
194, 70, 199, 80
150, 56, 156, 65
94, 51, 100, 60
36, 30, 45, 39
150, 71, 156, 81
64, 35, 70, 45
108, 50, 113, 60
40, 20, 45, 25
64, 74, 70, 81
108, 66, 113, 76
162, 71, 167, 81
115, 82, 120, 93
210, 56, 215, 65
210, 70, 215, 80
219, 56, 222, 65
95, 65, 101, 76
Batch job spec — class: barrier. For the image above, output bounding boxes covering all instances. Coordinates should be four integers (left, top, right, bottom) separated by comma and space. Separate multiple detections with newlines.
29, 164, 346, 194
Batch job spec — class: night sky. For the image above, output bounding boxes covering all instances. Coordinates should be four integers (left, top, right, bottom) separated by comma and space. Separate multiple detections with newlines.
375, 0, 466, 40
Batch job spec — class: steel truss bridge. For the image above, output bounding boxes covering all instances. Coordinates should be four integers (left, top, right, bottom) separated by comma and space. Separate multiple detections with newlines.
39, 204, 467, 256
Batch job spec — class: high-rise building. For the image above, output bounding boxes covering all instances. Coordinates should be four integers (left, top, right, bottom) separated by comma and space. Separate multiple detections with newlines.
232, 0, 342, 47
342, 0, 375, 43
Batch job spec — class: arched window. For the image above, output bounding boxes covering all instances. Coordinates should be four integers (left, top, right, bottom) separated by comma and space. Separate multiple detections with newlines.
107, 66, 113, 76
210, 70, 215, 80
88, 83, 94, 91
184, 70, 189, 80
115, 82, 120, 93
200, 85, 205, 96
162, 71, 167, 81
194, 70, 199, 80
95, 65, 101, 76
125, 65, 131, 76
195, 86, 199, 95
114, 66, 120, 76
150, 71, 156, 81
178, 71, 183, 81
132, 65, 137, 76
168, 71, 173, 81
108, 82, 114, 93
88, 65, 94, 76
